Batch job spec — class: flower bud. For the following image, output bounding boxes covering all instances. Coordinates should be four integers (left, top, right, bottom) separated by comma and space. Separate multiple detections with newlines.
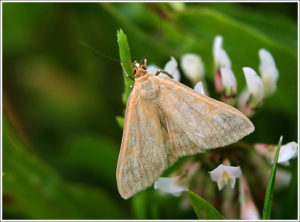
181, 53, 205, 84
220, 67, 237, 96
242, 67, 264, 108
213, 35, 231, 70
239, 176, 260, 220
258, 49, 279, 97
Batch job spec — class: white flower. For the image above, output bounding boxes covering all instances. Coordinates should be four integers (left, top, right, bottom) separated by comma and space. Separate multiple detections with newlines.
243, 67, 264, 107
209, 164, 242, 190
213, 35, 231, 69
154, 176, 187, 196
277, 141, 298, 164
255, 141, 298, 165
238, 89, 250, 109
147, 64, 160, 75
220, 67, 237, 95
180, 53, 205, 84
259, 49, 279, 97
194, 81, 206, 95
239, 176, 260, 220
164, 57, 181, 81
148, 57, 181, 82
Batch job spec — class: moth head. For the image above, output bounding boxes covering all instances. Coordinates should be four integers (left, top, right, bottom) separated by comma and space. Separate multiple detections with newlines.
133, 59, 148, 78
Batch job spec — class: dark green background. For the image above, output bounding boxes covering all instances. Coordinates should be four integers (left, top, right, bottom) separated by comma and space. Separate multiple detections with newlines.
2, 2, 298, 219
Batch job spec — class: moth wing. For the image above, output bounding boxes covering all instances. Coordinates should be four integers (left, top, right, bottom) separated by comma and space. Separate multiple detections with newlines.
157, 77, 254, 157
116, 88, 168, 199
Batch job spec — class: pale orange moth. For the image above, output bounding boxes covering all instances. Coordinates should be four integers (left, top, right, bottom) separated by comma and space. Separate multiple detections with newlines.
117, 59, 254, 199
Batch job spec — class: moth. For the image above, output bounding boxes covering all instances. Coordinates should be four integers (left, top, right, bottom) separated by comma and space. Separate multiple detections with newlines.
117, 59, 254, 199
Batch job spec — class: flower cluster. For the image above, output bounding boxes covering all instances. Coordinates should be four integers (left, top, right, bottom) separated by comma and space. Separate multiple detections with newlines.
147, 35, 297, 219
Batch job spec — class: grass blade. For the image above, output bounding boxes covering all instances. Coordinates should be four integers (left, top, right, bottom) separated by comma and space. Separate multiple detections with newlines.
262, 136, 283, 219
187, 190, 226, 219
117, 29, 134, 105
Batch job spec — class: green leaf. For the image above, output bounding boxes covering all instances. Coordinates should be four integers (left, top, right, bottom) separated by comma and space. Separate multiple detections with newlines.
115, 115, 124, 128
117, 29, 134, 105
2, 115, 127, 219
262, 136, 283, 219
58, 134, 120, 187
187, 190, 226, 219
132, 190, 148, 219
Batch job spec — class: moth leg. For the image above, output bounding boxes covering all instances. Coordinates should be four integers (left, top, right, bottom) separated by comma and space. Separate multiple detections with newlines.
126, 73, 135, 81
120, 62, 135, 81
155, 70, 174, 79
130, 85, 133, 90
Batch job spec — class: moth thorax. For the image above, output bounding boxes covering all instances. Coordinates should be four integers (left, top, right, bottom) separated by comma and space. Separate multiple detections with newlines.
139, 76, 160, 100
135, 69, 148, 78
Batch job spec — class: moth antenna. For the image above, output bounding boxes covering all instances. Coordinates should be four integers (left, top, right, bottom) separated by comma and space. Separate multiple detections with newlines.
78, 41, 134, 67
155, 70, 174, 79
139, 19, 162, 64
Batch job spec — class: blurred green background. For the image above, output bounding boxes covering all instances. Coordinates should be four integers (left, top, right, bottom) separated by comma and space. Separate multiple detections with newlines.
2, 2, 298, 219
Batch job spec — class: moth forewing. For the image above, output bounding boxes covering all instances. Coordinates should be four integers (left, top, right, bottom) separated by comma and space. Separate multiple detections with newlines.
157, 77, 254, 149
117, 85, 168, 199
117, 65, 254, 199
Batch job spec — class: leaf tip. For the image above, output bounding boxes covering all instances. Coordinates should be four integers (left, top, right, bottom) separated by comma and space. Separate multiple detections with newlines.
279, 135, 283, 143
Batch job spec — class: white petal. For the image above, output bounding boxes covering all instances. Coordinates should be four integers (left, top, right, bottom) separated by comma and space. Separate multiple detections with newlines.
243, 67, 264, 107
180, 53, 205, 83
164, 56, 180, 81
154, 177, 187, 194
209, 164, 241, 181
229, 176, 237, 189
209, 164, 225, 182
219, 49, 231, 69
277, 142, 298, 163
217, 178, 226, 191
213, 35, 231, 69
220, 67, 237, 94
210, 164, 241, 190
237, 89, 250, 110
213, 35, 223, 68
147, 64, 160, 75
194, 81, 206, 95
259, 49, 279, 96
225, 166, 242, 178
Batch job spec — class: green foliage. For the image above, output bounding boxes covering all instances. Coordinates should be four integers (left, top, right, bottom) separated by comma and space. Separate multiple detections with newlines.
116, 115, 124, 128
262, 136, 283, 219
2, 116, 127, 219
187, 190, 226, 219
117, 29, 134, 105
